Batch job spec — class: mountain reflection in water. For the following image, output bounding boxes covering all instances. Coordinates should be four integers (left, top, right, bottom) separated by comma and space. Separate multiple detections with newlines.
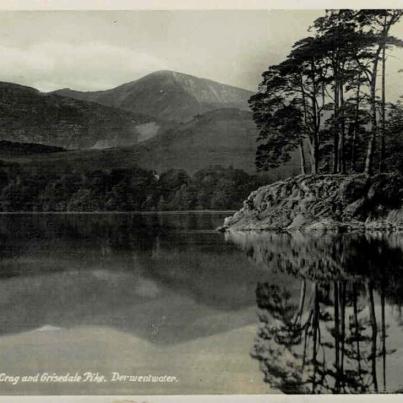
2, 213, 403, 394
0, 213, 268, 342
226, 231, 403, 394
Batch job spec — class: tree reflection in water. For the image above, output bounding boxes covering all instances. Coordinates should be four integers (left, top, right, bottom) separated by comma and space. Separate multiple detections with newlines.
225, 231, 403, 394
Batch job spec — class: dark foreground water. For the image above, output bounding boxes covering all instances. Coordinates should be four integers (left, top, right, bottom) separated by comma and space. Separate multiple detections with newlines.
0, 213, 403, 394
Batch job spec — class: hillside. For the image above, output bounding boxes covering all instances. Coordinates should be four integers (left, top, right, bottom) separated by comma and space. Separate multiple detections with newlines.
134, 108, 258, 173
130, 108, 301, 176
0, 81, 163, 149
53, 70, 253, 122
6, 108, 301, 178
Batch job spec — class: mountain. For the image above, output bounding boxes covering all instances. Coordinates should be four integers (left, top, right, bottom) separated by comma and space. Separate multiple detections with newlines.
128, 107, 301, 176
131, 108, 259, 172
0, 73, 301, 180
8, 108, 301, 179
0, 81, 163, 149
53, 70, 253, 122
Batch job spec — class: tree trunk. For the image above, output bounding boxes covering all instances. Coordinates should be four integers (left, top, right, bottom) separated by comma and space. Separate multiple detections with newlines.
338, 81, 346, 174
364, 56, 380, 176
299, 140, 307, 175
351, 78, 361, 173
312, 134, 319, 175
311, 59, 319, 174
299, 75, 311, 175
333, 68, 340, 174
379, 43, 386, 173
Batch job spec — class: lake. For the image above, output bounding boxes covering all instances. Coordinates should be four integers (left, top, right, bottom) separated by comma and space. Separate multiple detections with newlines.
0, 213, 403, 394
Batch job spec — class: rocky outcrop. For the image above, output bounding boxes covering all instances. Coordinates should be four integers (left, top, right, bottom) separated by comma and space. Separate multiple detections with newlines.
221, 173, 403, 232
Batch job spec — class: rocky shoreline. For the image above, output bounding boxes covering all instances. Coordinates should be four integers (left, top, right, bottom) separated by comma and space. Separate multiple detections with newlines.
220, 173, 403, 232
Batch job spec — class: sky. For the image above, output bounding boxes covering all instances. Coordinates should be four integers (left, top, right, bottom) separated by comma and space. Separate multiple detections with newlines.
0, 10, 403, 100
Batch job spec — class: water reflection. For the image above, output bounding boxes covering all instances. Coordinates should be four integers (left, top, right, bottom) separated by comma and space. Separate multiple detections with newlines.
0, 213, 270, 343
4, 214, 403, 394
226, 231, 403, 393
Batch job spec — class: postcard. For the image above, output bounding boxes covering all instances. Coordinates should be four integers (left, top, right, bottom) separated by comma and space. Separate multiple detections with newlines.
0, 0, 402, 401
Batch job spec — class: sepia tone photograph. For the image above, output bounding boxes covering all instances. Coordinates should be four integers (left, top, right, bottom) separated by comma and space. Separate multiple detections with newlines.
1, 3, 403, 398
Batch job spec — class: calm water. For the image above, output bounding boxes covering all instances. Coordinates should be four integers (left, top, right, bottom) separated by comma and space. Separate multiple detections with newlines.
1, 213, 403, 394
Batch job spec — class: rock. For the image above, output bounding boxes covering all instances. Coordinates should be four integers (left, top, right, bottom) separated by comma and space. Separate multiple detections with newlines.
221, 173, 403, 232
286, 213, 309, 230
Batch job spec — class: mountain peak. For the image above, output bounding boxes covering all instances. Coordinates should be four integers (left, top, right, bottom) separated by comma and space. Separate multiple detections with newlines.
53, 70, 252, 122
146, 69, 177, 76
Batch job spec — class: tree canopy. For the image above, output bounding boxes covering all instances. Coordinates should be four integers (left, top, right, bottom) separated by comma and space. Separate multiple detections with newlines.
250, 9, 403, 176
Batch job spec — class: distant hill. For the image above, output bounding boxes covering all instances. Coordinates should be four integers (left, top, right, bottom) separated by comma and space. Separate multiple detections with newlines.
132, 108, 259, 173
7, 108, 301, 179
53, 70, 253, 122
0, 81, 163, 149
130, 108, 301, 176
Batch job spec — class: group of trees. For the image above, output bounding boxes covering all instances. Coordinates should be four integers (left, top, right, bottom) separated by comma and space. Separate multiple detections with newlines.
0, 162, 262, 212
250, 10, 403, 176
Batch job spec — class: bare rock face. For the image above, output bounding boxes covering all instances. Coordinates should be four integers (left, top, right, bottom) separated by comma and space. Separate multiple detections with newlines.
221, 174, 403, 232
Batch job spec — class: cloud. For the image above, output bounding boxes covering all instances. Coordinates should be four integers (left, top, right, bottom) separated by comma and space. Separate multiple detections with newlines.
0, 42, 168, 91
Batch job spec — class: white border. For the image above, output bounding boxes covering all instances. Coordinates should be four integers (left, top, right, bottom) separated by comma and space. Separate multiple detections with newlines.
2, 395, 403, 402
0, 0, 402, 10
0, 0, 402, 401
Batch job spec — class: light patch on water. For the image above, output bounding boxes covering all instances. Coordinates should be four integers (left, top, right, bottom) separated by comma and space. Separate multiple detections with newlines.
34, 325, 62, 332
134, 277, 160, 298
90, 270, 160, 298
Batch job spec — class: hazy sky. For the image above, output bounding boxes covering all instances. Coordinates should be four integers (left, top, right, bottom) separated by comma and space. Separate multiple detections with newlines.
1, 10, 403, 99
